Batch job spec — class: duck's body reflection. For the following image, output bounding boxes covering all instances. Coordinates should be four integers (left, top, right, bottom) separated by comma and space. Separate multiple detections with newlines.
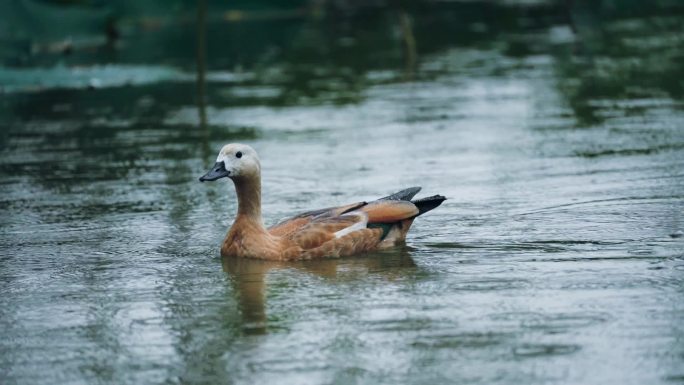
222, 248, 417, 334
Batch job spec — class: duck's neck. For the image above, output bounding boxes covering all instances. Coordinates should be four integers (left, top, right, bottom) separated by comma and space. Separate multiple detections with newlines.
233, 176, 263, 226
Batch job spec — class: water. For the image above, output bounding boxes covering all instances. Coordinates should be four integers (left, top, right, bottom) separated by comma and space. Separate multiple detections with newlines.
1, 2, 684, 384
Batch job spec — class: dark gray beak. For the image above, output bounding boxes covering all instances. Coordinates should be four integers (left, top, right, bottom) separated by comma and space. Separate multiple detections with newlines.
199, 161, 230, 182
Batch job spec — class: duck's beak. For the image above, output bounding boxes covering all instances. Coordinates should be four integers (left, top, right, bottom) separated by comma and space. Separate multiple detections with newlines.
199, 161, 230, 182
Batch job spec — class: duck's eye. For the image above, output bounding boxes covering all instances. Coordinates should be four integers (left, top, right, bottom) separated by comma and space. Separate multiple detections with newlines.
236, 151, 242, 159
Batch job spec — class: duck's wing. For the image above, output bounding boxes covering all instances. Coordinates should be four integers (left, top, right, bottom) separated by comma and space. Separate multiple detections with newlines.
283, 200, 421, 259
268, 201, 365, 237
271, 187, 445, 259
269, 186, 424, 238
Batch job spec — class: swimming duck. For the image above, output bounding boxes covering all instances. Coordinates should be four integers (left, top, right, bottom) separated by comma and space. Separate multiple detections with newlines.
200, 143, 445, 260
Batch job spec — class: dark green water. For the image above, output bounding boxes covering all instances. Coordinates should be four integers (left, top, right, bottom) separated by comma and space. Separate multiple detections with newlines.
1, 2, 684, 384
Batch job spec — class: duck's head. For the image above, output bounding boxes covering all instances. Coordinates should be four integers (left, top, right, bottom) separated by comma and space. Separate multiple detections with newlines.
199, 143, 261, 182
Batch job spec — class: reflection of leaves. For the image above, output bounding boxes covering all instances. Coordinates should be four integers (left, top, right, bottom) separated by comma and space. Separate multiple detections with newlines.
554, 11, 684, 126
0, 82, 259, 193
0, 121, 257, 189
0, 66, 188, 93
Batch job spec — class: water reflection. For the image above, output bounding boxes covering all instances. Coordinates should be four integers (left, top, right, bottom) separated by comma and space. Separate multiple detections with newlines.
222, 248, 417, 335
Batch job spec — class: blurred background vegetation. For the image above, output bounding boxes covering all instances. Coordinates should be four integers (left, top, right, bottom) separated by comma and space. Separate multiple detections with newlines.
1, 0, 683, 149
2, 0, 683, 97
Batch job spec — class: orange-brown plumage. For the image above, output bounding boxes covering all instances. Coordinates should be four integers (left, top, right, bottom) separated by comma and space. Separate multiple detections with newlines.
360, 200, 419, 223
201, 143, 445, 261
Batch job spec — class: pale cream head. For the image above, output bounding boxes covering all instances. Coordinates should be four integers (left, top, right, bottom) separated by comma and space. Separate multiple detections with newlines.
199, 143, 261, 183
216, 143, 261, 180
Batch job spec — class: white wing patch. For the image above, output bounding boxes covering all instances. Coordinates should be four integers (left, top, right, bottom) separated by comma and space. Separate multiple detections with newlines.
334, 212, 368, 239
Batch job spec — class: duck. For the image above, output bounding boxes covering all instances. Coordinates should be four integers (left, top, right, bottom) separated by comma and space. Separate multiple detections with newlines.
199, 143, 445, 260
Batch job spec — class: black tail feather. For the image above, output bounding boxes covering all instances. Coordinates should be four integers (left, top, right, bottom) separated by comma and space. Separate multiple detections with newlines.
412, 195, 446, 216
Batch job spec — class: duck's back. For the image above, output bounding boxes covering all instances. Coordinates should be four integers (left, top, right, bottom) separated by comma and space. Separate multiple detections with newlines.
268, 187, 446, 260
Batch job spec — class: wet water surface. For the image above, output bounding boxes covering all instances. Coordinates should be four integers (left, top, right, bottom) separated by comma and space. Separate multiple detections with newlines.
1, 2, 684, 385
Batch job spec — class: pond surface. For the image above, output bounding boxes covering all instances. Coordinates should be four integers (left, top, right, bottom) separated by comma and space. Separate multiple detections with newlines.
1, 2, 684, 384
